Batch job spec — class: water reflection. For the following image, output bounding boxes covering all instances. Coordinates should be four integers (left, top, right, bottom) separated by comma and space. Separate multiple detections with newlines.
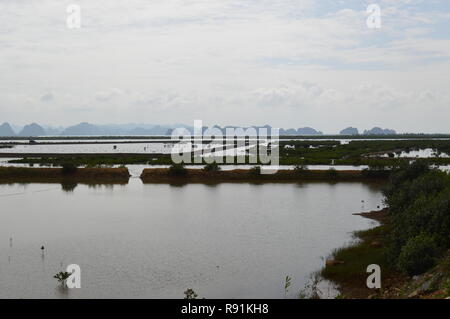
0, 181, 384, 298
61, 182, 78, 192
55, 285, 70, 298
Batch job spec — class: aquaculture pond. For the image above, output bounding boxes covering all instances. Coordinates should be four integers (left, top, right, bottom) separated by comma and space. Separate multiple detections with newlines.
0, 179, 384, 298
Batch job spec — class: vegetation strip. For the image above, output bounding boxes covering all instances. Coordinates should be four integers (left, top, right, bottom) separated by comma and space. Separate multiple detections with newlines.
320, 163, 450, 299
0, 167, 130, 183
139, 167, 388, 183
3, 139, 450, 167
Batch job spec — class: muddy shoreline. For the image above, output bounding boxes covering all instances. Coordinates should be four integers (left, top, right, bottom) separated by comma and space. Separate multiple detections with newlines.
140, 168, 388, 184
0, 166, 390, 184
0, 167, 130, 183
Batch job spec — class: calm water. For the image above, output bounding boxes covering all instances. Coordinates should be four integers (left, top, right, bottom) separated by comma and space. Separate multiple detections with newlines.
0, 179, 383, 298
2, 137, 449, 154
0, 142, 172, 154
0, 142, 252, 156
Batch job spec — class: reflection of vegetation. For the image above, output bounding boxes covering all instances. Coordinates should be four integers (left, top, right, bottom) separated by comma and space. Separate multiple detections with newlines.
183, 288, 198, 299
298, 273, 322, 299
284, 275, 292, 297
287, 272, 335, 300
61, 182, 78, 192
326, 168, 338, 178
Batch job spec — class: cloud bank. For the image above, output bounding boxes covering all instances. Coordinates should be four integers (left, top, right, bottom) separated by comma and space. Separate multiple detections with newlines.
0, 0, 449, 133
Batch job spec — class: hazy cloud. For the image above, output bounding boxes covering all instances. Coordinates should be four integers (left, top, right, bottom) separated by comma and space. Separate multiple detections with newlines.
0, 0, 449, 133
40, 92, 55, 102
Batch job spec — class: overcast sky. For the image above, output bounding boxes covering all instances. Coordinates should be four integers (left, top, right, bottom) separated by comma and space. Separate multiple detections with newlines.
0, 0, 449, 133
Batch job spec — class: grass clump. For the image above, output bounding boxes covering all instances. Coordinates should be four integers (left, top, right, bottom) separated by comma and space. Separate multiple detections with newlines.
168, 163, 187, 176
248, 166, 261, 176
321, 226, 390, 285
61, 163, 78, 175
203, 162, 221, 172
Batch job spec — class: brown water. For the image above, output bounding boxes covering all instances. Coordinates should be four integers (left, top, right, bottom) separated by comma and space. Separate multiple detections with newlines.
0, 179, 383, 298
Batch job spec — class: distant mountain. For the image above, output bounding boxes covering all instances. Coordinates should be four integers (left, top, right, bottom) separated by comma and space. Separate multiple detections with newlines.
296, 127, 322, 135
340, 127, 359, 135
170, 125, 323, 136
1, 122, 400, 136
18, 123, 46, 136
222, 125, 272, 136
280, 128, 298, 135
58, 123, 323, 136
0, 122, 15, 136
363, 127, 397, 135
61, 122, 103, 136
61, 123, 180, 136
128, 125, 174, 136
43, 125, 65, 135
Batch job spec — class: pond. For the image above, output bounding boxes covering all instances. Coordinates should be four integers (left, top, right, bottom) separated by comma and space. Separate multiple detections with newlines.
0, 179, 384, 298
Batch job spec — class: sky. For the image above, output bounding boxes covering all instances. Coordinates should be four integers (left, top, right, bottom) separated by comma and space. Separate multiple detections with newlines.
0, 0, 449, 133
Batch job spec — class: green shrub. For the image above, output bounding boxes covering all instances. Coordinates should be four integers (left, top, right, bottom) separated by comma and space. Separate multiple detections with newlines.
168, 163, 187, 176
53, 271, 71, 286
248, 166, 261, 176
61, 163, 78, 175
443, 280, 450, 296
362, 165, 391, 178
397, 234, 439, 276
203, 162, 221, 172
183, 288, 198, 299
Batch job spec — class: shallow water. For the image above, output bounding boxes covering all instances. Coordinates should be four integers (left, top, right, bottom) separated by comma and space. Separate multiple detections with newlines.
2, 138, 449, 154
0, 179, 383, 298
0, 142, 171, 154
379, 148, 450, 158
0, 141, 253, 156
